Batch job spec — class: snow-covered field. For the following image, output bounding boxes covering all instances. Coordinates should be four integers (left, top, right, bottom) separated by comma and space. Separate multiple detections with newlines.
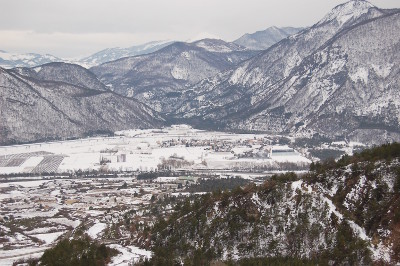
0, 125, 310, 174
108, 244, 152, 265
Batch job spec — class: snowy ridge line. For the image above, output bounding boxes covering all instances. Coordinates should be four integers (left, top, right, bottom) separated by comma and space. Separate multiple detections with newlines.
318, 8, 400, 52
317, 0, 375, 26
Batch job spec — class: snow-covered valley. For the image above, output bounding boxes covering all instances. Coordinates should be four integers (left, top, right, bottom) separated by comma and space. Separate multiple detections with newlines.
0, 125, 311, 175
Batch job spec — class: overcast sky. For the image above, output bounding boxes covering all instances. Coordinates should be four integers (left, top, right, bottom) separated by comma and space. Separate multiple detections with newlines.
0, 0, 398, 58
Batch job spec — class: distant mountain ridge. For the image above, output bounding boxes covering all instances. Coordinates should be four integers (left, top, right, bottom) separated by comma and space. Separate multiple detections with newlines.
91, 39, 259, 113
234, 26, 303, 50
0, 27, 302, 70
0, 50, 62, 69
77, 40, 174, 67
0, 41, 174, 69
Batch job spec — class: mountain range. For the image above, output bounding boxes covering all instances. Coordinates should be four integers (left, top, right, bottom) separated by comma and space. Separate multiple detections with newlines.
0, 41, 174, 69
0, 0, 399, 145
173, 1, 400, 144
0, 26, 298, 70
91, 39, 259, 113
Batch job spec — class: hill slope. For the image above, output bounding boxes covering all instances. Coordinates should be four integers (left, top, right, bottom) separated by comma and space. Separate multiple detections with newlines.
146, 143, 400, 264
0, 65, 164, 145
12, 62, 110, 92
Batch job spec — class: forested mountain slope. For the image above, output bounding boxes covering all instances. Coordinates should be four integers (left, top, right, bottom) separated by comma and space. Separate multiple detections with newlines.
0, 65, 164, 145
145, 143, 400, 265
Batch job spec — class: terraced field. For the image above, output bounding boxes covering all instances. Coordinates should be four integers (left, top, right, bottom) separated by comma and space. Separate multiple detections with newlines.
31, 156, 65, 173
0, 152, 52, 167
0, 152, 65, 174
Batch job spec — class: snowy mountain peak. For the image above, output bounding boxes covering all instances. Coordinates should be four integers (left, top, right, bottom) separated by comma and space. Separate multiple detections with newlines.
319, 0, 376, 26
233, 26, 303, 50
269, 26, 280, 31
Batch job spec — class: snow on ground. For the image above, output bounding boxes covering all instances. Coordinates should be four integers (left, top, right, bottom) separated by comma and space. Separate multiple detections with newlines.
50, 189, 61, 196
59, 153, 100, 171
349, 67, 369, 84
154, 176, 178, 183
271, 154, 310, 163
0, 174, 165, 265
348, 220, 369, 241
0, 189, 26, 200
31, 231, 65, 244
0, 167, 24, 174
87, 222, 107, 239
251, 193, 265, 211
171, 66, 189, 80
332, 141, 366, 147
217, 172, 266, 180
347, 220, 391, 262
0, 253, 43, 266
85, 210, 105, 217
318, 0, 374, 26
21, 156, 44, 168
14, 209, 60, 219
305, 179, 391, 262
0, 125, 310, 174
0, 246, 47, 266
171, 192, 191, 197
291, 180, 303, 198
0, 180, 49, 188
108, 244, 152, 265
370, 242, 392, 263
343, 175, 367, 210
231, 146, 252, 154
24, 227, 57, 235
